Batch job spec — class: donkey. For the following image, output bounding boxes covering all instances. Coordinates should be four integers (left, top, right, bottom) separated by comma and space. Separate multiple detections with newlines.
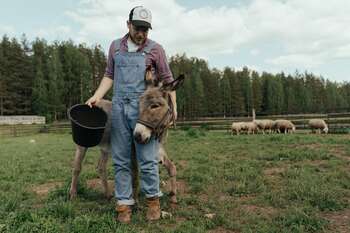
69, 72, 184, 206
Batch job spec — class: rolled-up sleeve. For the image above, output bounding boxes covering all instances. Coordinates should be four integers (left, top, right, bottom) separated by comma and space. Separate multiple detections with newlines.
152, 44, 174, 84
104, 41, 115, 79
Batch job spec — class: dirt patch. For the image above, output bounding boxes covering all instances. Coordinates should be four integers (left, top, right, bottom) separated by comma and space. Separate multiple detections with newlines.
31, 181, 63, 197
321, 209, 350, 233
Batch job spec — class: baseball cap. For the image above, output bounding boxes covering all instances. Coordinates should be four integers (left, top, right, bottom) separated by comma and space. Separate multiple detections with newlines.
129, 6, 152, 29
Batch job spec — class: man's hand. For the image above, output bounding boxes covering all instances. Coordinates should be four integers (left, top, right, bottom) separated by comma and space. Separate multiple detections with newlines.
85, 95, 101, 108
173, 108, 178, 121
169, 91, 177, 124
85, 77, 114, 108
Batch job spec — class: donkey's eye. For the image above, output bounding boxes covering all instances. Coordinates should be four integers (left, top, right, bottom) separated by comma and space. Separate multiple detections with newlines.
150, 104, 160, 109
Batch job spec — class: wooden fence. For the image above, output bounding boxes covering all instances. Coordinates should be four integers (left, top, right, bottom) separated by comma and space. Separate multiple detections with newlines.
1, 113, 350, 137
0, 122, 71, 137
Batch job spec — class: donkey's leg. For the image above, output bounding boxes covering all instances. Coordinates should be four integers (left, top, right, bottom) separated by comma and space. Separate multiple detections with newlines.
131, 143, 140, 206
96, 148, 111, 199
70, 145, 87, 200
159, 145, 177, 205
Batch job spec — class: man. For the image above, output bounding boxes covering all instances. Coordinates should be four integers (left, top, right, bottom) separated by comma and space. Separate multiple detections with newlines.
86, 6, 176, 223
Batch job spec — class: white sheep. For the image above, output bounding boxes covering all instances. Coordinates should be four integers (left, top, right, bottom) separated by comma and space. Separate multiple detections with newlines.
254, 119, 275, 134
308, 119, 328, 134
274, 119, 296, 134
241, 121, 258, 135
231, 122, 245, 135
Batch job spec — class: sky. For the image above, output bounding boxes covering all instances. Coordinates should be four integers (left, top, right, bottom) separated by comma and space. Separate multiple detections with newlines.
0, 0, 349, 82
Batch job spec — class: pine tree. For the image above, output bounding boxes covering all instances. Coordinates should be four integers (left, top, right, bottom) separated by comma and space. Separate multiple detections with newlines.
220, 68, 231, 117
17, 34, 34, 114
47, 48, 65, 121
32, 38, 49, 116
284, 75, 298, 113
190, 59, 205, 117
32, 60, 48, 115
0, 37, 6, 115
251, 71, 262, 113
238, 66, 252, 114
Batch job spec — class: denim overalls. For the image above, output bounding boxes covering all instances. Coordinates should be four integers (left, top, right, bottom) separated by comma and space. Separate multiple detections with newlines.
111, 38, 161, 206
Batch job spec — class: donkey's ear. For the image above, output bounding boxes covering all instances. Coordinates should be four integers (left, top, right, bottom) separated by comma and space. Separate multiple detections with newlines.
160, 74, 185, 91
144, 65, 156, 86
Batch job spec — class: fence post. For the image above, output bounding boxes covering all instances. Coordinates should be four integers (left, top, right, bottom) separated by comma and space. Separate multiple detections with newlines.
13, 125, 17, 137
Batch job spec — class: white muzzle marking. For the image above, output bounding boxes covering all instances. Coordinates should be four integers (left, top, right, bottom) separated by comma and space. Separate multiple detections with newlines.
134, 123, 152, 142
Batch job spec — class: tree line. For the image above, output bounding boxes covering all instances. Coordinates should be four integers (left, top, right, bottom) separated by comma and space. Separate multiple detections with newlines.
1, 35, 349, 121
0, 35, 106, 121
170, 55, 350, 118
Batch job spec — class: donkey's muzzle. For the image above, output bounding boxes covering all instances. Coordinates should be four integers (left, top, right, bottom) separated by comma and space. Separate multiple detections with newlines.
134, 131, 150, 144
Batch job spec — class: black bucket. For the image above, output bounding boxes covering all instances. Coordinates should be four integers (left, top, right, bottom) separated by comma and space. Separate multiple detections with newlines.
68, 104, 108, 147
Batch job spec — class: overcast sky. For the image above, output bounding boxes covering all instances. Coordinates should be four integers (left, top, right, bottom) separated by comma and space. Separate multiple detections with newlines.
0, 0, 349, 82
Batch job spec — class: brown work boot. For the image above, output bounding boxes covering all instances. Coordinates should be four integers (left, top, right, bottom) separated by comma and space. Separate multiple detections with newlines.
146, 197, 161, 221
116, 205, 132, 223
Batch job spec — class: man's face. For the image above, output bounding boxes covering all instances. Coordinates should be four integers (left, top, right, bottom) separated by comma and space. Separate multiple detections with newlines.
128, 22, 149, 45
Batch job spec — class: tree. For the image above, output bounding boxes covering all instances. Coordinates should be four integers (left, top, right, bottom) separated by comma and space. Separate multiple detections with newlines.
32, 38, 49, 116
251, 71, 262, 113
32, 59, 48, 115
238, 66, 252, 114
47, 48, 65, 121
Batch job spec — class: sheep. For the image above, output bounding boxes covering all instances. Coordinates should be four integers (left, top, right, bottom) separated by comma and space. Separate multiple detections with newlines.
274, 119, 296, 134
254, 119, 275, 134
251, 109, 274, 134
308, 119, 328, 134
231, 122, 245, 135
241, 121, 258, 135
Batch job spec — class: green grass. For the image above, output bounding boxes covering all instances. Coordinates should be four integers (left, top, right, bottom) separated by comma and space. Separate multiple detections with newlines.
0, 130, 349, 232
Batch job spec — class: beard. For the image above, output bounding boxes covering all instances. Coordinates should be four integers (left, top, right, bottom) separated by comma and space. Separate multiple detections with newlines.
130, 33, 146, 45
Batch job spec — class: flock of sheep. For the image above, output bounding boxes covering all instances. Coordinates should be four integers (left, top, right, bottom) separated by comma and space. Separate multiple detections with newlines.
231, 118, 329, 135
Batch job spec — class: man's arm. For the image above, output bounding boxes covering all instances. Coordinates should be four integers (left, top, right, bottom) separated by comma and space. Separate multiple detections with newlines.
170, 91, 177, 120
86, 77, 113, 107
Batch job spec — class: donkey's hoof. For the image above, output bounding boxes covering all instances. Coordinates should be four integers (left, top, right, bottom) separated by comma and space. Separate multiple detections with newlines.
104, 193, 113, 200
169, 196, 177, 208
69, 190, 77, 200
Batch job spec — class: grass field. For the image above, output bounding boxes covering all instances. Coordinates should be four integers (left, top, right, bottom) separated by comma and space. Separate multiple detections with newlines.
0, 130, 349, 233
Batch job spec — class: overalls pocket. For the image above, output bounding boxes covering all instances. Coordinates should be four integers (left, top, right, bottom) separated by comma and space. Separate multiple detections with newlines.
116, 60, 141, 84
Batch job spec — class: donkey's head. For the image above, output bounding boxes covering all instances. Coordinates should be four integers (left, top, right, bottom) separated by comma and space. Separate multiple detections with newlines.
133, 69, 184, 144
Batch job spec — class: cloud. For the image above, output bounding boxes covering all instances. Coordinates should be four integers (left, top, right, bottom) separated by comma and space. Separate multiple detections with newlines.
0, 24, 15, 36
66, 1, 349, 55
62, 0, 349, 80
243, 0, 350, 67
250, 49, 260, 56
266, 53, 326, 68
35, 26, 72, 40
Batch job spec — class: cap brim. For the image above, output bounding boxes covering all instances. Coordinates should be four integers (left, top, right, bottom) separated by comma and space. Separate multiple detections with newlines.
132, 20, 152, 29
